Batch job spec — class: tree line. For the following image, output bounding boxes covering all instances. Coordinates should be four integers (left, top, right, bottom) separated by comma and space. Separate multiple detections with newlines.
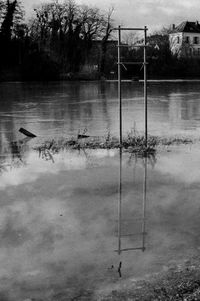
1, 0, 200, 81
0, 0, 115, 80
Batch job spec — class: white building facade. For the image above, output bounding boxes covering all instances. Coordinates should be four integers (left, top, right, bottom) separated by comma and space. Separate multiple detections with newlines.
169, 21, 200, 58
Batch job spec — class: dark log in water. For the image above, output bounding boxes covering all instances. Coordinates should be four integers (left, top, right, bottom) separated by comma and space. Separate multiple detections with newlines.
19, 128, 37, 138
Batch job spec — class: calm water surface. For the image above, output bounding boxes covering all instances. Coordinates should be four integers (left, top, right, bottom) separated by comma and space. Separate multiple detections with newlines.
0, 144, 200, 300
1, 81, 200, 142
0, 81, 200, 300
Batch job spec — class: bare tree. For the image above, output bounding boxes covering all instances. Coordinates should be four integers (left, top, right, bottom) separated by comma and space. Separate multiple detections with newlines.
0, 0, 6, 25
0, 0, 24, 40
99, 6, 114, 76
28, 0, 113, 73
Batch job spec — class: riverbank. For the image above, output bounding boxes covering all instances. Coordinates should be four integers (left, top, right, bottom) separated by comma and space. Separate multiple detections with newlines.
107, 79, 200, 83
33, 134, 193, 158
97, 256, 200, 300
2, 75, 200, 82
2, 65, 200, 83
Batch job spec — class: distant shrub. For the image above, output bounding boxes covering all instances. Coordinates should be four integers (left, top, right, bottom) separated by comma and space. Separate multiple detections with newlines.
21, 51, 60, 81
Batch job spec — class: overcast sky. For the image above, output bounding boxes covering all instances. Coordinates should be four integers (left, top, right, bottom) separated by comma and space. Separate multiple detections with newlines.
22, 0, 200, 33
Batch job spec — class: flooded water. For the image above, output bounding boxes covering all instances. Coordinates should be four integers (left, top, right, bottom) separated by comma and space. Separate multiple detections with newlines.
1, 81, 200, 143
1, 81, 200, 300
0, 142, 200, 300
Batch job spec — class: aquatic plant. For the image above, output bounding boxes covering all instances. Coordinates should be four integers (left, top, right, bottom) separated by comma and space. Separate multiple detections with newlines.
33, 129, 194, 159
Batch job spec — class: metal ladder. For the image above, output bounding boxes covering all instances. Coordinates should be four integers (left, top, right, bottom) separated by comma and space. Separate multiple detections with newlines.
113, 26, 148, 146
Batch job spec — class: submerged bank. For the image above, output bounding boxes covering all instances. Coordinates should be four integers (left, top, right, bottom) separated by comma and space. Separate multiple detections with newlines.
97, 256, 200, 301
33, 133, 194, 158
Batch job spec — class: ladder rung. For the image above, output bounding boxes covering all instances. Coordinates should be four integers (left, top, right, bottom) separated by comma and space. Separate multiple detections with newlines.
116, 232, 147, 237
117, 45, 146, 48
113, 27, 146, 31
114, 247, 145, 252
132, 45, 146, 48
114, 218, 145, 222
119, 62, 148, 65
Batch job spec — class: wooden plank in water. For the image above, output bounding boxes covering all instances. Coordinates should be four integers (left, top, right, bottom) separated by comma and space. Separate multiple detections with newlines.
19, 128, 37, 138
77, 134, 90, 139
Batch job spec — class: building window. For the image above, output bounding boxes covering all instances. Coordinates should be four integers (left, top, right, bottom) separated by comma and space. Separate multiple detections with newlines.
185, 36, 190, 43
194, 36, 198, 44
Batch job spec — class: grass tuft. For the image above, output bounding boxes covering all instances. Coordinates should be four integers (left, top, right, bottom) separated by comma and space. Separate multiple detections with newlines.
33, 130, 194, 158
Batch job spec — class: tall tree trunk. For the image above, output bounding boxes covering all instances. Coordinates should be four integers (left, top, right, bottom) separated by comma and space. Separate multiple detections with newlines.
99, 7, 114, 77
1, 0, 17, 41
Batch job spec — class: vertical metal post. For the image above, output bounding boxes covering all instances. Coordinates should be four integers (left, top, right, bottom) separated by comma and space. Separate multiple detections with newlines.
118, 147, 122, 255
117, 26, 122, 254
144, 26, 148, 147
142, 156, 147, 252
118, 26, 122, 146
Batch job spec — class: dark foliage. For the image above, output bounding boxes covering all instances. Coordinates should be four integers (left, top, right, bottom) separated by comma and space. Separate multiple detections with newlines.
1, 2, 200, 81
0, 0, 115, 81
21, 50, 60, 81
1, 0, 17, 41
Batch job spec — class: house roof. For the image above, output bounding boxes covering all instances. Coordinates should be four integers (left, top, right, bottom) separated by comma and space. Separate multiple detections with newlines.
171, 21, 200, 33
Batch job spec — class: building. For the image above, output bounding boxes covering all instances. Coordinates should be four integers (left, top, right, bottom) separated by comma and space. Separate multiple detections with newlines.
169, 21, 200, 58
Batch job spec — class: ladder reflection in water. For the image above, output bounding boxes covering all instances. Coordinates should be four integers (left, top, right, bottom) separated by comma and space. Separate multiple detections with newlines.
115, 148, 148, 255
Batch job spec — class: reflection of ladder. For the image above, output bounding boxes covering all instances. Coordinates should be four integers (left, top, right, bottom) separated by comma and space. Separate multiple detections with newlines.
115, 150, 147, 254
115, 218, 146, 254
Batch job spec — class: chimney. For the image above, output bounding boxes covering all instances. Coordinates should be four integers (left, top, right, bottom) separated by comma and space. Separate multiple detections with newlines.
172, 24, 175, 30
196, 20, 199, 26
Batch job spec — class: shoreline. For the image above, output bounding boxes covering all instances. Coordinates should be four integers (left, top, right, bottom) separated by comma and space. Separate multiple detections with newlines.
107, 79, 200, 83
97, 255, 200, 300
2, 78, 200, 84
33, 134, 194, 155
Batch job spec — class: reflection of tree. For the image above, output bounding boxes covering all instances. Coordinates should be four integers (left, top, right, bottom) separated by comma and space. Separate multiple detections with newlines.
168, 89, 200, 132
10, 141, 23, 161
181, 98, 200, 121
0, 137, 32, 172
127, 150, 157, 169
99, 82, 111, 133
37, 140, 56, 163
10, 137, 31, 166
38, 146, 55, 163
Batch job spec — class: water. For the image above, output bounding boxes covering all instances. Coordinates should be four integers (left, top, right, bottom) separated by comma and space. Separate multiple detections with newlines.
1, 81, 200, 300
1, 81, 200, 143
1, 145, 200, 300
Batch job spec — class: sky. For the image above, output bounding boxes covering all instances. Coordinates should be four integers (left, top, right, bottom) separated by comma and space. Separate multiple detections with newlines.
22, 0, 200, 33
